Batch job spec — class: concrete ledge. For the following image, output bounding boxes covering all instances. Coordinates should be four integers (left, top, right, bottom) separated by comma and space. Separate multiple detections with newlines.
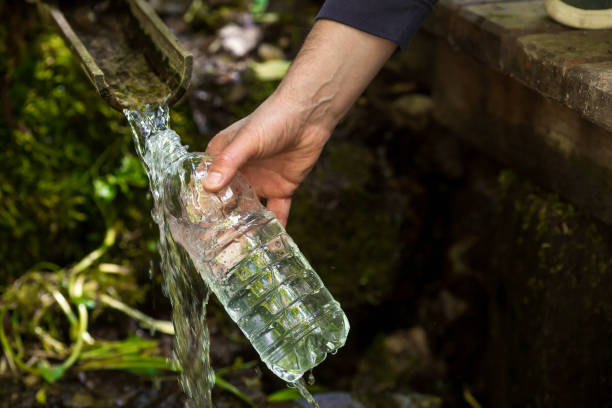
424, 0, 612, 132
410, 5, 612, 405
417, 0, 612, 224
432, 42, 612, 224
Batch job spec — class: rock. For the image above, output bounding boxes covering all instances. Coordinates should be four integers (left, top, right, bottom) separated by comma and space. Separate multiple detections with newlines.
218, 24, 262, 58
352, 327, 446, 394
65, 392, 96, 408
226, 82, 247, 103
425, 290, 469, 324
356, 390, 443, 408
296, 392, 364, 408
289, 141, 412, 308
391, 392, 443, 408
389, 94, 434, 130
258, 43, 285, 61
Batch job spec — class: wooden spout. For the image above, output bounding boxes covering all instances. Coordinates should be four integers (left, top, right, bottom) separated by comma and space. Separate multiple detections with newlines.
39, 0, 192, 111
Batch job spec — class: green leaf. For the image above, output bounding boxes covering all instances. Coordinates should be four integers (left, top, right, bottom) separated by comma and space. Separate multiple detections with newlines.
37, 363, 64, 383
93, 178, 117, 201
249, 60, 291, 81
253, 12, 279, 24
146, 239, 158, 252
215, 376, 255, 407
250, 0, 268, 16
266, 388, 302, 403
115, 155, 148, 188
35, 388, 47, 404
267, 385, 326, 403
72, 296, 96, 309
127, 367, 163, 376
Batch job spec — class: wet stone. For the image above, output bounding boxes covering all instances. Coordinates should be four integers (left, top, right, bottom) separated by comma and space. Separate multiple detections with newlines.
424, 0, 612, 132
296, 392, 364, 408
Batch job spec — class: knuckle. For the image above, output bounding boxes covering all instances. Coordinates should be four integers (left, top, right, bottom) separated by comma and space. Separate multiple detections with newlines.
215, 151, 236, 168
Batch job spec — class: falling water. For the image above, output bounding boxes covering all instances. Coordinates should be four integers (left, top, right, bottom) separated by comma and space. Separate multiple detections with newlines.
293, 377, 320, 408
125, 105, 324, 408
125, 106, 214, 407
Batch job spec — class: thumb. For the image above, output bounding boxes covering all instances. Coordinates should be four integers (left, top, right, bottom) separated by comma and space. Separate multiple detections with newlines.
203, 129, 258, 191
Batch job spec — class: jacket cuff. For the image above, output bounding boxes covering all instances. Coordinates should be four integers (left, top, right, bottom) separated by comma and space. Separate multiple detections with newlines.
316, 0, 437, 50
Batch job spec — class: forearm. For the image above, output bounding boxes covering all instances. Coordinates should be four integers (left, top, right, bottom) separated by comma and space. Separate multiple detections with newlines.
274, 19, 396, 132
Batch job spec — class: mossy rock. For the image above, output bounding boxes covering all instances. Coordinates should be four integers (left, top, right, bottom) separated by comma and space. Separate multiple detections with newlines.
474, 171, 612, 406
288, 140, 412, 308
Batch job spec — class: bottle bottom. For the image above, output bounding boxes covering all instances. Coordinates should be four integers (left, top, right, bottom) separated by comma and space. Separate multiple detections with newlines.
262, 308, 349, 382
199, 217, 350, 383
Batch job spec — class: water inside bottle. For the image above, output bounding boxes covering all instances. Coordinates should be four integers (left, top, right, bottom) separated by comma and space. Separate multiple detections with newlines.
169, 193, 350, 383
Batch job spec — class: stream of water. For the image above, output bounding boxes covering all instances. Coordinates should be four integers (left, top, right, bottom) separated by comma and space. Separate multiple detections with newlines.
126, 106, 214, 407
125, 105, 321, 408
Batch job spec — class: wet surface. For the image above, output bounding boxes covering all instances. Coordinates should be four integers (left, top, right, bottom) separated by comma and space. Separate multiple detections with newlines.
60, 0, 175, 107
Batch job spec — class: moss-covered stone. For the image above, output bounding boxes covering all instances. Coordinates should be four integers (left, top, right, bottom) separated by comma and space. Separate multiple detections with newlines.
476, 170, 612, 406
288, 140, 410, 307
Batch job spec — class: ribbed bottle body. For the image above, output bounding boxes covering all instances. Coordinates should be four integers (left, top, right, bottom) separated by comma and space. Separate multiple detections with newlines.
210, 216, 348, 382
167, 160, 349, 382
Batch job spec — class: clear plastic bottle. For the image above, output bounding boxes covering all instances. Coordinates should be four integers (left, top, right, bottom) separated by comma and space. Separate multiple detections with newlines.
128, 107, 350, 383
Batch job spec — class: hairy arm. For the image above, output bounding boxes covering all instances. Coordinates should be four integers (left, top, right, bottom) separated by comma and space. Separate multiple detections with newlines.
276, 19, 397, 130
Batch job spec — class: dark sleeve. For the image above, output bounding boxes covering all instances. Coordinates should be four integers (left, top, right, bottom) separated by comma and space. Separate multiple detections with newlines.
315, 0, 438, 50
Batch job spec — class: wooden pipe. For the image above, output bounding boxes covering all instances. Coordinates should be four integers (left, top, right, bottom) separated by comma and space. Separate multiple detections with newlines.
39, 0, 193, 111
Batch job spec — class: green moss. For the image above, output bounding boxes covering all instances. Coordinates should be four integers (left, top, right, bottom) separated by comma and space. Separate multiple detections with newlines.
288, 141, 407, 306
487, 170, 612, 404
507, 175, 609, 289
0, 31, 156, 282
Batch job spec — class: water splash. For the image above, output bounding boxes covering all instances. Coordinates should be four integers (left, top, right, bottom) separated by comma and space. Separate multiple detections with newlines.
125, 106, 214, 408
307, 371, 315, 386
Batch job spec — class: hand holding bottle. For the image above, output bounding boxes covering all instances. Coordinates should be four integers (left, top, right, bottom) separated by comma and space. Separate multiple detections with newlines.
203, 91, 332, 227
203, 19, 396, 225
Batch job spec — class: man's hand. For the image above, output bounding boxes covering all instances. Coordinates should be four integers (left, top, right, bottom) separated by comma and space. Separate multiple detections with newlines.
203, 19, 396, 225
203, 92, 331, 227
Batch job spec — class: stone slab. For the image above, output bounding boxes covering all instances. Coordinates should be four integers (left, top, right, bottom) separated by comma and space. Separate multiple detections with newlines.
432, 41, 612, 224
507, 32, 612, 130
428, 0, 561, 36
423, 0, 612, 132
450, 1, 562, 68
424, 0, 500, 37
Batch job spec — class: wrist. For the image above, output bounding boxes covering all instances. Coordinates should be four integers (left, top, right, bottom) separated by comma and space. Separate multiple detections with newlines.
273, 76, 340, 134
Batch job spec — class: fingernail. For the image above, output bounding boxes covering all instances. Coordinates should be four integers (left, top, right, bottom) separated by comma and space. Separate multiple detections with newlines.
204, 171, 223, 188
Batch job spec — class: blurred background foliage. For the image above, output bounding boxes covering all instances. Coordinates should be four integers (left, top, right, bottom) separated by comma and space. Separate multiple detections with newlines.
0, 27, 148, 282
0, 0, 404, 308
0, 15, 202, 285
0, 0, 482, 406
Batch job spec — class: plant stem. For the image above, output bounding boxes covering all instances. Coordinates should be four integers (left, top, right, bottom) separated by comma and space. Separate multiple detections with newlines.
99, 294, 175, 335
215, 375, 256, 407
60, 304, 87, 371
34, 327, 67, 355
0, 306, 37, 375
77, 357, 178, 371
70, 226, 117, 275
